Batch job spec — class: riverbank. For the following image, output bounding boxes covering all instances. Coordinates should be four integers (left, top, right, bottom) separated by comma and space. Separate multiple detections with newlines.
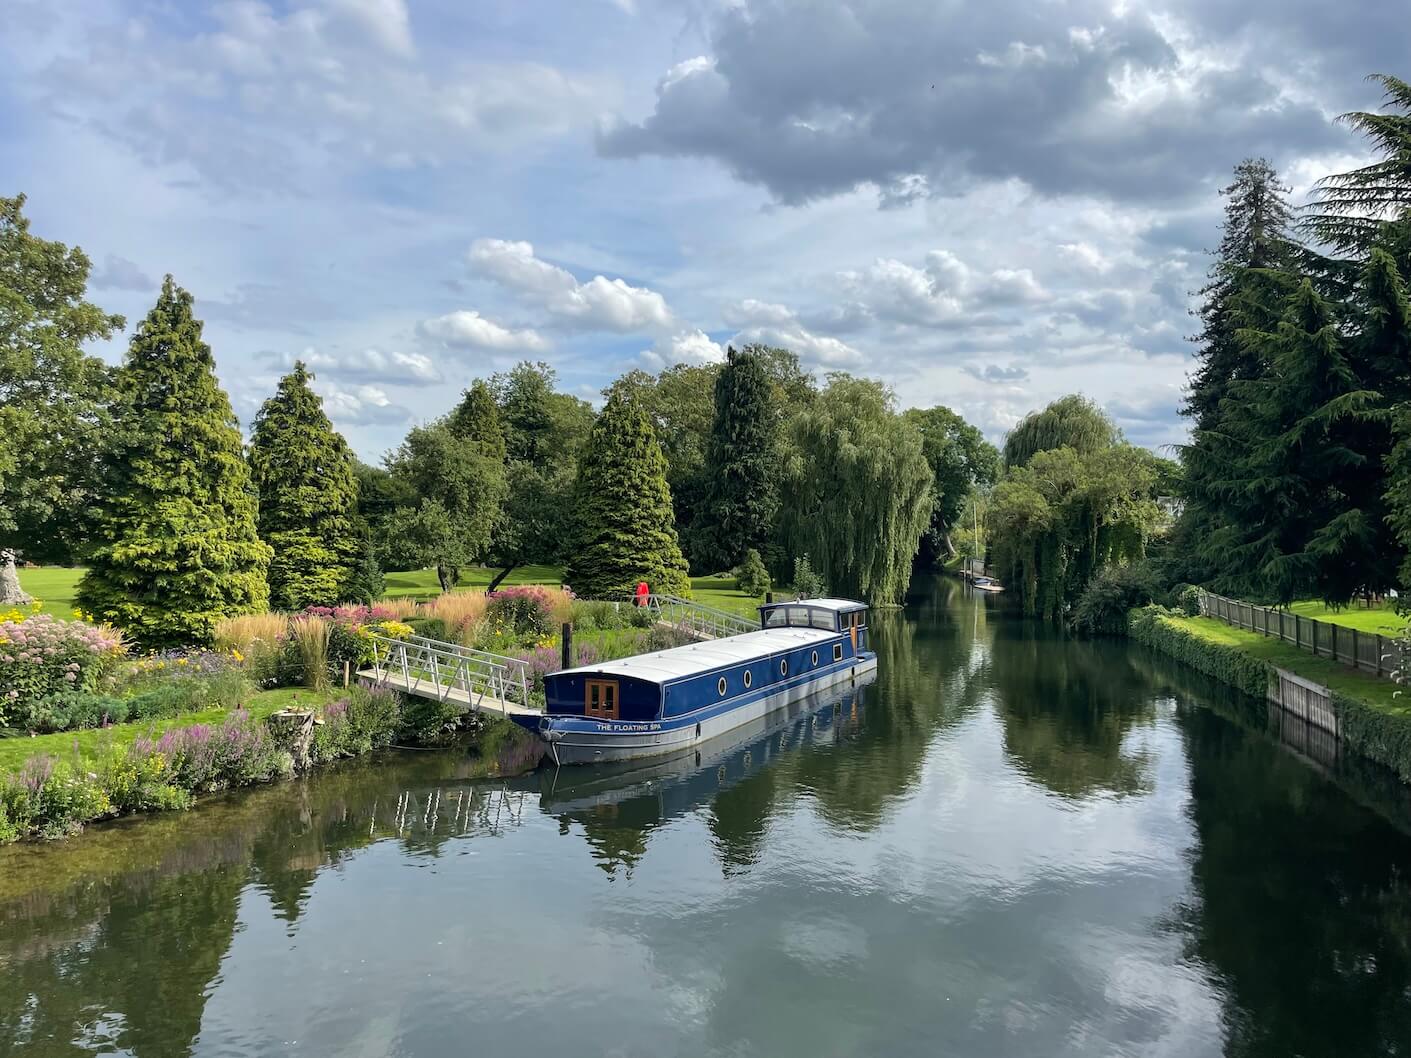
1129, 606, 1411, 781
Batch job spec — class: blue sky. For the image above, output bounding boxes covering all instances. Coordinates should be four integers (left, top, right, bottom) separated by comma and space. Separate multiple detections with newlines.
3, 0, 1402, 461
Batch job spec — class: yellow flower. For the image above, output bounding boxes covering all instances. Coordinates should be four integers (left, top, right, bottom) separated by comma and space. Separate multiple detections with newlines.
176, 658, 189, 666
231, 649, 245, 663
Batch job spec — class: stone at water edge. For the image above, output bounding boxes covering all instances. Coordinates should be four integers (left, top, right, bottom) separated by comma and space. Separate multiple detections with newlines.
0, 549, 32, 607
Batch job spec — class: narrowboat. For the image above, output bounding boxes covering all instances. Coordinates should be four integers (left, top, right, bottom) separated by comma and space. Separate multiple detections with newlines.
523, 598, 878, 764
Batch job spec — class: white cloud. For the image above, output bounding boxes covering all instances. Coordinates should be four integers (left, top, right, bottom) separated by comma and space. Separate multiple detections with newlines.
725, 300, 861, 367
639, 329, 726, 368
312, 380, 412, 426
260, 346, 444, 384
468, 238, 673, 332
90, 253, 154, 292
417, 310, 550, 352
325, 0, 415, 57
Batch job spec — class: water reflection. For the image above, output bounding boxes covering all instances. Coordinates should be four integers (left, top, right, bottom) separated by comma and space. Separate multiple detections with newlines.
1, 578, 1410, 1057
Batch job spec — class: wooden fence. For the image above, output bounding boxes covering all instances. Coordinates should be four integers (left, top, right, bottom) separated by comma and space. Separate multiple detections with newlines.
1198, 590, 1398, 679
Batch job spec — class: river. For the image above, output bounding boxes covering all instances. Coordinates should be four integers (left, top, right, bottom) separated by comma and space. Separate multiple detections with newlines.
3, 577, 1410, 1057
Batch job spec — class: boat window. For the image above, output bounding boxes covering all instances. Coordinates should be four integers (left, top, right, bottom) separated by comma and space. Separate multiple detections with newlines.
764, 608, 787, 628
810, 609, 833, 629
833, 643, 844, 661
788, 607, 810, 627
743, 669, 753, 689
718, 676, 727, 697
811, 650, 819, 666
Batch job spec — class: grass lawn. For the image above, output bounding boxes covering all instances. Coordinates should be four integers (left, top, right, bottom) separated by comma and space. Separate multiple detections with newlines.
1287, 599, 1407, 636
381, 564, 567, 599
0, 687, 340, 777
15, 567, 84, 617
1175, 615, 1408, 713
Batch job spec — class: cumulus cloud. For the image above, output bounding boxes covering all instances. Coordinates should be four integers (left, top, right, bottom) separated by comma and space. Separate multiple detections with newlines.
724, 300, 861, 367
597, 0, 1342, 206
417, 310, 550, 352
260, 347, 444, 384
962, 364, 1030, 383
90, 253, 154, 292
833, 251, 1048, 326
639, 329, 726, 368
467, 239, 673, 332
312, 380, 412, 426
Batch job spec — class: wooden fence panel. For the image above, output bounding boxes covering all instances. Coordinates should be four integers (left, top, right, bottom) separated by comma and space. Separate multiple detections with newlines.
1198, 591, 1398, 682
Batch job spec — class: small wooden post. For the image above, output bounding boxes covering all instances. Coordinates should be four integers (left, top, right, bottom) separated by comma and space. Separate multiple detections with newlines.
343, 660, 350, 688
765, 592, 774, 605
561, 622, 573, 670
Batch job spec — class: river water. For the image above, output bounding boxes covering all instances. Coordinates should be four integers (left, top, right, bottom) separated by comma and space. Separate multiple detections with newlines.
3, 577, 1411, 1057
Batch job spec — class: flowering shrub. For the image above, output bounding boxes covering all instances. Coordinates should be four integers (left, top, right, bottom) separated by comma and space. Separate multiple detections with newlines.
309, 686, 402, 762
516, 642, 602, 693
1, 600, 44, 624
0, 614, 126, 722
486, 586, 570, 641
140, 709, 289, 792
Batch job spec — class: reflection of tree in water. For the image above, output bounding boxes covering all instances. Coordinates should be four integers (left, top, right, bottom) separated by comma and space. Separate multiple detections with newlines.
1174, 706, 1411, 1057
988, 618, 1159, 799
561, 801, 654, 878
0, 863, 245, 1057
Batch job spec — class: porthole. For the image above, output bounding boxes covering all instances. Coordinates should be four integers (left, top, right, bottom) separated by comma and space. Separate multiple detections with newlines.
743, 669, 753, 689
811, 650, 819, 666
718, 676, 728, 696
780, 659, 788, 676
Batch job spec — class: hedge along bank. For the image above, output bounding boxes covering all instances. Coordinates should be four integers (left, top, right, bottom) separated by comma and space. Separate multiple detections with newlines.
1129, 606, 1411, 782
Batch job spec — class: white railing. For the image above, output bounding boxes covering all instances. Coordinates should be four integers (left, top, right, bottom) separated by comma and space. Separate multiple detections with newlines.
366, 633, 534, 715
640, 594, 758, 640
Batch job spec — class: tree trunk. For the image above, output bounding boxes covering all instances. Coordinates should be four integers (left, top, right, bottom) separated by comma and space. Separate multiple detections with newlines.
435, 565, 455, 593
486, 564, 519, 593
942, 531, 957, 558
0, 549, 32, 607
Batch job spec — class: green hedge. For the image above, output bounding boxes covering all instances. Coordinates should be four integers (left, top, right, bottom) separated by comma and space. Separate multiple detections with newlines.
1128, 605, 1411, 782
1128, 606, 1268, 698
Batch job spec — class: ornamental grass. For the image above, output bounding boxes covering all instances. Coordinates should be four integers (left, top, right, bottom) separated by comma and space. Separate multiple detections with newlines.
290, 616, 331, 691
423, 592, 488, 640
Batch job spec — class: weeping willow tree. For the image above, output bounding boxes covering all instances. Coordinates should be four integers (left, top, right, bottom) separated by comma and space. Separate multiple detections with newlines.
1001, 394, 1119, 469
989, 444, 1163, 620
775, 375, 933, 604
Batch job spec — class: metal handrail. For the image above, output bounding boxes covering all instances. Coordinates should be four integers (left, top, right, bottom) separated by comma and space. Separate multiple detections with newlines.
365, 633, 535, 715
640, 594, 757, 639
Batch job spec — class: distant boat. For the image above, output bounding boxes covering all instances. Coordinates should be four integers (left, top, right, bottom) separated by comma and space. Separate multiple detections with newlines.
971, 577, 1004, 593
518, 598, 878, 765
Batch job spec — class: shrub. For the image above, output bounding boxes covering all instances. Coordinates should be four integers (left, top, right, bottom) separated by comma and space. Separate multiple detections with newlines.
150, 709, 289, 792
16, 691, 130, 734
290, 616, 331, 691
1177, 584, 1202, 617
309, 686, 403, 762
1128, 606, 1268, 698
424, 592, 488, 638
1071, 563, 1160, 636
0, 614, 127, 720
120, 652, 254, 714
400, 695, 474, 746
735, 549, 771, 597
486, 586, 560, 641
570, 599, 625, 631
792, 555, 827, 599
408, 617, 449, 641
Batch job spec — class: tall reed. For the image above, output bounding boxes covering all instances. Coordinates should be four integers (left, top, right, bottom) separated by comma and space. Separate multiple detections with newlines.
374, 597, 420, 620
424, 591, 488, 638
290, 615, 331, 691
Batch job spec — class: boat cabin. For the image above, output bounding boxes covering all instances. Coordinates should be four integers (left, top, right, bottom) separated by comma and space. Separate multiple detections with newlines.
542, 599, 871, 724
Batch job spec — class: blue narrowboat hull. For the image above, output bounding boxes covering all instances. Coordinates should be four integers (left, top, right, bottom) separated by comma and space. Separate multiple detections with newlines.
521, 650, 878, 764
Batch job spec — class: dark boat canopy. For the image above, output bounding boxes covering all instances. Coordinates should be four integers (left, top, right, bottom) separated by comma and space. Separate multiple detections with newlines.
758, 598, 867, 633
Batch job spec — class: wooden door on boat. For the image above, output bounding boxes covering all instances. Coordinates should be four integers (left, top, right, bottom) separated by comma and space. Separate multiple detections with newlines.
585, 679, 619, 720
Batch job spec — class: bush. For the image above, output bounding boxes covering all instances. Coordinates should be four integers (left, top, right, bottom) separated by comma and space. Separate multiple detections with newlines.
408, 617, 449, 641
792, 555, 827, 600
146, 709, 290, 792
734, 549, 771, 597
290, 616, 331, 691
1176, 584, 1202, 617
0, 614, 126, 721
15, 691, 130, 734
570, 599, 625, 631
310, 686, 403, 762
400, 695, 474, 747
1071, 563, 1160, 636
121, 653, 254, 714
486, 586, 560, 641
1128, 606, 1270, 698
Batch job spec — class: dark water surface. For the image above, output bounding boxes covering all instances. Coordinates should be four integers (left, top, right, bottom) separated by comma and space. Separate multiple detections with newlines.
4, 578, 1411, 1057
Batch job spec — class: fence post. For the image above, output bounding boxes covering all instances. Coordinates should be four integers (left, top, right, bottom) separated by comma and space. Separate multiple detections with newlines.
561, 622, 573, 671
1377, 633, 1385, 678
1352, 628, 1360, 671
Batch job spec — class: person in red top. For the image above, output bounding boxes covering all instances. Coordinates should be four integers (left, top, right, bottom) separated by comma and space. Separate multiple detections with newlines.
634, 581, 649, 606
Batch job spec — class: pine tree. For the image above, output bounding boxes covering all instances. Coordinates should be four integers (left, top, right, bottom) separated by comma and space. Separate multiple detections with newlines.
249, 361, 361, 610
78, 277, 270, 646
692, 346, 777, 571
565, 390, 691, 599
1203, 280, 1386, 604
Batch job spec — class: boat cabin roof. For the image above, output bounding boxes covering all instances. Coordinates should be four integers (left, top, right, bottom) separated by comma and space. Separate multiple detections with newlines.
551, 627, 836, 685
769, 597, 867, 614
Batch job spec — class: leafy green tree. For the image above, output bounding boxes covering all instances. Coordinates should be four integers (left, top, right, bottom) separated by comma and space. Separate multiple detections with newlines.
734, 548, 771, 597
776, 376, 933, 604
0, 194, 124, 562
791, 555, 827, 599
989, 444, 1162, 620
249, 361, 361, 610
694, 346, 777, 570
385, 389, 508, 592
1002, 394, 1118, 469
904, 405, 1000, 564
1201, 280, 1392, 604
565, 390, 691, 598
78, 277, 270, 646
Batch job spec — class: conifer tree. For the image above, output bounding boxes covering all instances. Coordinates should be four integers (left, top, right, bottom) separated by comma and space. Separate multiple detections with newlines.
1202, 280, 1387, 604
78, 277, 270, 646
566, 390, 691, 598
249, 361, 361, 610
694, 346, 777, 570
